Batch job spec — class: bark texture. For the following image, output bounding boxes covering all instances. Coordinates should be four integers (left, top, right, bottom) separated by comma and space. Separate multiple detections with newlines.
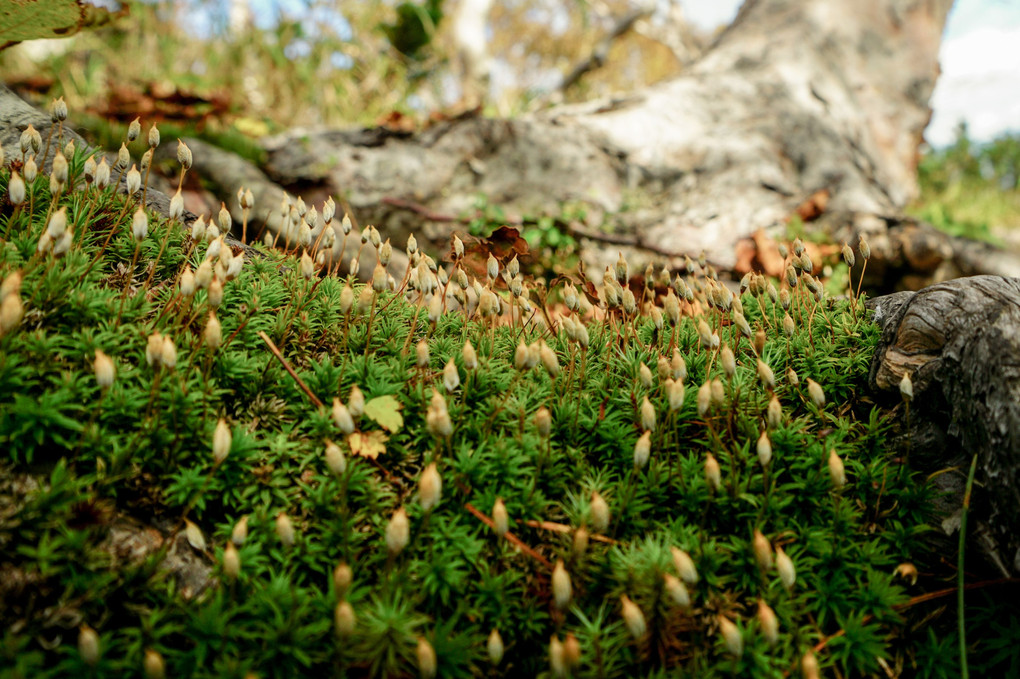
7, 2, 1019, 288
868, 276, 1020, 575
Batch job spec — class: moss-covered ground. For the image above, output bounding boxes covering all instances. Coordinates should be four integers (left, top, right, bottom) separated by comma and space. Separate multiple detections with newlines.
0, 124, 1014, 678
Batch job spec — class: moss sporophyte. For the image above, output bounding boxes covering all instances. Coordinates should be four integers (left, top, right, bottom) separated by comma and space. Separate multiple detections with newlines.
0, 99, 951, 677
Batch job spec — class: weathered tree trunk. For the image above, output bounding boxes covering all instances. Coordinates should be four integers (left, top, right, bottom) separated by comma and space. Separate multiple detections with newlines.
236, 0, 1018, 287
868, 276, 1020, 575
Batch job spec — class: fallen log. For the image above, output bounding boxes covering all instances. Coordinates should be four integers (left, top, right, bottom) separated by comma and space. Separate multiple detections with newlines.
250, 0, 1020, 288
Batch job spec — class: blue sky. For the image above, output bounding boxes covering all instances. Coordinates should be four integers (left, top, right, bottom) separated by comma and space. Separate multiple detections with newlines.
681, 0, 1020, 146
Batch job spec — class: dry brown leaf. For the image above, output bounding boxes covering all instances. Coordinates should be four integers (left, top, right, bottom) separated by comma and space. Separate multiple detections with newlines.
347, 430, 388, 459
454, 226, 533, 281
792, 188, 830, 223
751, 230, 787, 278
733, 238, 757, 275
575, 270, 603, 304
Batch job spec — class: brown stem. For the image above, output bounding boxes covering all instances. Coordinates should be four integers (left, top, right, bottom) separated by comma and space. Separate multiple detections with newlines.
525, 519, 618, 545
463, 502, 552, 569
258, 330, 324, 408
114, 243, 142, 327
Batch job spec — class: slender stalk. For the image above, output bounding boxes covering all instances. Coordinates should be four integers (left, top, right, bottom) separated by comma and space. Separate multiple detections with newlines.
85, 189, 139, 278
330, 234, 349, 277
3, 204, 24, 236
41, 127, 55, 170
141, 155, 154, 208
904, 399, 912, 466
143, 217, 177, 289
959, 453, 978, 679
401, 294, 426, 356
276, 275, 311, 351
114, 243, 142, 327
27, 170, 37, 218
258, 330, 325, 408
376, 259, 415, 318
74, 187, 100, 249
363, 292, 379, 357
854, 259, 869, 313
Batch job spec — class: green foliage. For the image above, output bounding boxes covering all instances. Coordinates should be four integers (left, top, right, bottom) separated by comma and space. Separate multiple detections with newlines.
0, 124, 1007, 678
380, 0, 445, 59
79, 115, 268, 168
0, 3, 418, 132
913, 124, 1020, 242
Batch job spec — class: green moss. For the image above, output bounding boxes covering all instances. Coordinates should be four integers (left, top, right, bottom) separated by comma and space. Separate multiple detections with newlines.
75, 114, 268, 168
0, 0, 118, 43
0, 135, 1010, 678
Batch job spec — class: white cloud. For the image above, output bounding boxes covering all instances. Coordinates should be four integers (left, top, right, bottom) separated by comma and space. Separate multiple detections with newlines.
927, 23, 1020, 146
677, 0, 742, 31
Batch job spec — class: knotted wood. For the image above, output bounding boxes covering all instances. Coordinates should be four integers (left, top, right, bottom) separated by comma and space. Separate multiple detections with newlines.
868, 276, 1020, 574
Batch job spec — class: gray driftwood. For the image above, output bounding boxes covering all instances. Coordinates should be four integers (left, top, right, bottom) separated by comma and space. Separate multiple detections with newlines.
868, 275, 1020, 575
7, 2, 1020, 287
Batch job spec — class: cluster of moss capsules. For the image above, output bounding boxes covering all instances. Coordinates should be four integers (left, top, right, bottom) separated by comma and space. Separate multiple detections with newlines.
0, 98, 936, 679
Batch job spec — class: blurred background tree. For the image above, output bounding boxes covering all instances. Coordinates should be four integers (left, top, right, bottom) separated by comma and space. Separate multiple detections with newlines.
0, 0, 711, 129
912, 122, 1020, 243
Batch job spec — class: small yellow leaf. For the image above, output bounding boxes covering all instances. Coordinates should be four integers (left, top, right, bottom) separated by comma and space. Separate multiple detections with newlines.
348, 430, 388, 459
364, 395, 404, 433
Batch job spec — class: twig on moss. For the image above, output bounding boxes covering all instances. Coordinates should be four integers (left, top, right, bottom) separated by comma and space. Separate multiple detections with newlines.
524, 519, 617, 545
258, 330, 324, 408
792, 576, 1019, 677
463, 502, 552, 569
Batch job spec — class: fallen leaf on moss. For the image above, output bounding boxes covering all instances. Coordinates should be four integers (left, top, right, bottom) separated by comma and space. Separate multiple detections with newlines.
455, 226, 532, 280
364, 395, 403, 433
348, 431, 388, 459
